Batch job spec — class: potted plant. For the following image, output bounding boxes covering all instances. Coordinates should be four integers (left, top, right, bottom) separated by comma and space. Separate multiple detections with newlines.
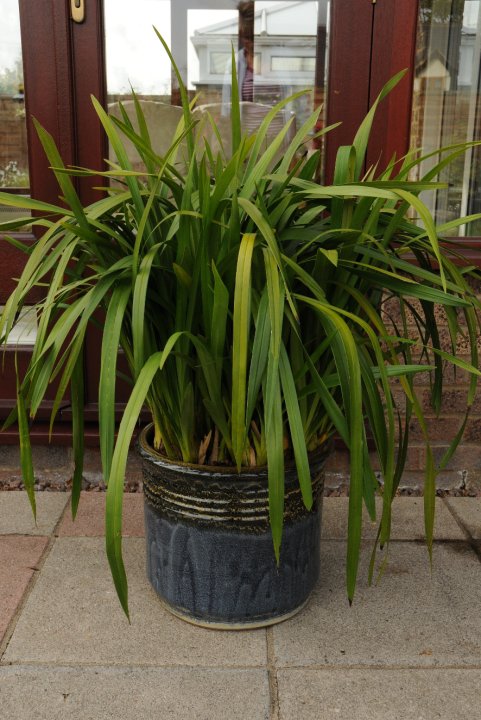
1, 36, 480, 626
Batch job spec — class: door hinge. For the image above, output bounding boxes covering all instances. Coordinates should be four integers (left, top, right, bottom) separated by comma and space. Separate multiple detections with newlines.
71, 0, 85, 24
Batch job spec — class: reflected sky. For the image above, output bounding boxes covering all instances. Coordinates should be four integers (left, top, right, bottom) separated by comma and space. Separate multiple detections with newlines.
105, 0, 316, 94
0, 1, 22, 73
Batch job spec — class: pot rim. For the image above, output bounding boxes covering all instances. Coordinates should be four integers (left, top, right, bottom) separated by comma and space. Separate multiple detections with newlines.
138, 423, 332, 476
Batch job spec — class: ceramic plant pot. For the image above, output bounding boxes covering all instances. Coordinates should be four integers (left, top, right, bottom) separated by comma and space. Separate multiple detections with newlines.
139, 425, 328, 629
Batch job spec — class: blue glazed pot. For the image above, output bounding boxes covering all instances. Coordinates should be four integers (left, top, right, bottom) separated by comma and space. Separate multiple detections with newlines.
139, 425, 328, 629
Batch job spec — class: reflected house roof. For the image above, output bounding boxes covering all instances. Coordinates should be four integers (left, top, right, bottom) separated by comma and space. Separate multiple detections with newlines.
415, 16, 478, 89
190, 1, 319, 89
192, 1, 318, 37
416, 48, 452, 79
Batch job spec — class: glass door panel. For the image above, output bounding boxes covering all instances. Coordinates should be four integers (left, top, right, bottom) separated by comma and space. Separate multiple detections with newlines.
0, 304, 37, 346
103, 0, 328, 170
104, 0, 172, 99
0, 0, 30, 222
411, 0, 481, 234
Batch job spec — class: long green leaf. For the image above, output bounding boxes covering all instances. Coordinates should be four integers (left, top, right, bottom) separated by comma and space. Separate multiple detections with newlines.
106, 334, 184, 618
232, 233, 255, 467
352, 69, 407, 177
16, 378, 36, 522
265, 354, 285, 562
70, 348, 84, 519
279, 344, 312, 509
100, 282, 131, 480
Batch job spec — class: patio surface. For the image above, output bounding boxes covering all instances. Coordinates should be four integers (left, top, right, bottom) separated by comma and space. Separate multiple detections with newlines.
1, 491, 481, 719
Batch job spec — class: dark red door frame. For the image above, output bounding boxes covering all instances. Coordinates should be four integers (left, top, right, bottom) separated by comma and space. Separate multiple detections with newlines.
2, 0, 423, 440
0, 2, 108, 439
69, 1, 109, 418
19, 0, 76, 208
325, 0, 419, 180
19, 0, 108, 204
324, 0, 374, 179
69, 0, 108, 206
0, 2, 77, 435
367, 0, 419, 172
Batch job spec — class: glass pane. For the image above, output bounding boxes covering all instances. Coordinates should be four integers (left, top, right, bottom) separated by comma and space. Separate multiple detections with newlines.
104, 0, 172, 99
271, 56, 317, 72
412, 0, 481, 235
104, 1, 328, 169
0, 1, 28, 191
0, 305, 37, 346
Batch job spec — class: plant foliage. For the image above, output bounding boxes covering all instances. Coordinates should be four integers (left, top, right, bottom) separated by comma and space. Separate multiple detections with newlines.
1, 38, 480, 618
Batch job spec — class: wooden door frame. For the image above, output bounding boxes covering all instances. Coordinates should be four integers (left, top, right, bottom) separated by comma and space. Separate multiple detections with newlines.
0, 2, 78, 434
0, 1, 108, 438
324, 0, 419, 180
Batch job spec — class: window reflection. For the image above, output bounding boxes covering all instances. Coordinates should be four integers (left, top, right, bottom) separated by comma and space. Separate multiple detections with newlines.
412, 0, 481, 235
0, 305, 37, 346
188, 1, 321, 126
104, 0, 172, 99
104, 1, 328, 170
0, 1, 29, 196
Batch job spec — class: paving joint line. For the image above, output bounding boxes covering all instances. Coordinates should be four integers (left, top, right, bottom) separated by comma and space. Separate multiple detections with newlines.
52, 491, 73, 538
0, 493, 70, 661
0, 659, 267, 670
274, 662, 481, 671
266, 627, 280, 720
320, 538, 470, 543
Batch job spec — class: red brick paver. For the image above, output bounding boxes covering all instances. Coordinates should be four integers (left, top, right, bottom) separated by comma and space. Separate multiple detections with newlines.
58, 493, 145, 537
0, 536, 48, 642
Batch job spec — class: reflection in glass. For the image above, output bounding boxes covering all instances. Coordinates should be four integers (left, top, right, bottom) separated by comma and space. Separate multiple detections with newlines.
188, 2, 321, 126
0, 0, 29, 193
0, 305, 37, 346
271, 56, 317, 72
412, 0, 481, 235
104, 0, 172, 99
104, 1, 328, 170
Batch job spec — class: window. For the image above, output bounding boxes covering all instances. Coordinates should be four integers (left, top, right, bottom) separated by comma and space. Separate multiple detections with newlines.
210, 51, 233, 74
209, 51, 261, 75
411, 0, 481, 234
0, 0, 29, 223
271, 56, 316, 72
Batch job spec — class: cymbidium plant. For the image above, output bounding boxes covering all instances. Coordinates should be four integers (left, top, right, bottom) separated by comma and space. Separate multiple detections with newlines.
1, 33, 480, 617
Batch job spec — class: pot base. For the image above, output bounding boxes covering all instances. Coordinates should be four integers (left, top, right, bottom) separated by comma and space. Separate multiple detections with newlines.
152, 592, 310, 630
144, 501, 321, 628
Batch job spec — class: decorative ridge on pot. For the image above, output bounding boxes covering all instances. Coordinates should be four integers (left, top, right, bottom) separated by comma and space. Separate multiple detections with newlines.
140, 423, 328, 531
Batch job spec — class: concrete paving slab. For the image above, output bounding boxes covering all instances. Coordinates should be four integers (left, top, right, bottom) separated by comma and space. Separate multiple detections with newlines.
445, 497, 481, 539
277, 668, 481, 720
272, 540, 481, 667
4, 537, 267, 667
0, 666, 269, 720
0, 492, 69, 535
58, 492, 144, 537
0, 536, 48, 642
321, 496, 466, 540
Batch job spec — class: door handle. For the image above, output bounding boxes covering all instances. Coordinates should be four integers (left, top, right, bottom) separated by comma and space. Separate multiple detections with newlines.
71, 0, 85, 23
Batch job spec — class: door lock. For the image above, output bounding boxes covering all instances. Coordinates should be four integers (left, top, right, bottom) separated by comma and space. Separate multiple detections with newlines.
71, 0, 85, 23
